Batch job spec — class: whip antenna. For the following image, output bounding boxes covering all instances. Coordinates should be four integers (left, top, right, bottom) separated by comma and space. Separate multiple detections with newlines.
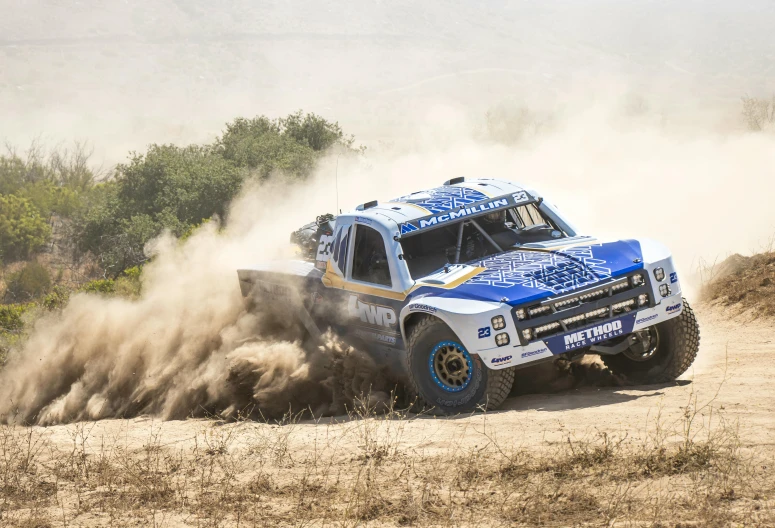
335, 155, 340, 214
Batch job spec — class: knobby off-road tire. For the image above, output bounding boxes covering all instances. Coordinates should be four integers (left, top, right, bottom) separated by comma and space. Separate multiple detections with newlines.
602, 298, 700, 383
406, 316, 515, 415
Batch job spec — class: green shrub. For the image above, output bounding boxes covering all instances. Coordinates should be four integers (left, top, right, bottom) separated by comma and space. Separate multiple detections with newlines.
80, 279, 115, 295
0, 195, 51, 261
76, 145, 242, 276
113, 265, 142, 298
41, 284, 71, 310
5, 262, 52, 301
0, 302, 35, 333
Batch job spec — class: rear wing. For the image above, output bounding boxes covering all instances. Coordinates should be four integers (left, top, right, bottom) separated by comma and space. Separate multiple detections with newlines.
398, 190, 535, 237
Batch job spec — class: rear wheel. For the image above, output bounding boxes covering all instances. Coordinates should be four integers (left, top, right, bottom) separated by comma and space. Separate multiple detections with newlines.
602, 298, 700, 383
406, 317, 514, 414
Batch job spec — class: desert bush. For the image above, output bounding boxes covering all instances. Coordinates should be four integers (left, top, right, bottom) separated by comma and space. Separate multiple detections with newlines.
217, 111, 354, 178
40, 285, 70, 310
5, 262, 52, 301
742, 95, 775, 131
80, 278, 115, 295
0, 112, 354, 279
0, 302, 35, 333
75, 111, 355, 276
0, 195, 51, 261
113, 265, 143, 298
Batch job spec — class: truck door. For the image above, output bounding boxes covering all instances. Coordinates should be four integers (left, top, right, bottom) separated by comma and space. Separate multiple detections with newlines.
345, 223, 404, 349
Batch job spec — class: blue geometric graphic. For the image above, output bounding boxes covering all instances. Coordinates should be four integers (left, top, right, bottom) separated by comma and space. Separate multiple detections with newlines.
393, 186, 489, 214
466, 246, 612, 294
400, 223, 419, 235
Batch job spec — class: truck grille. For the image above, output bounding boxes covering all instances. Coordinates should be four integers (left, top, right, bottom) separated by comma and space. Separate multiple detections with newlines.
512, 272, 652, 345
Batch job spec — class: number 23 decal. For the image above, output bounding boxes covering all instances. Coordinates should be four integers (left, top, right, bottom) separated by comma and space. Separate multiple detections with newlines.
512, 191, 529, 204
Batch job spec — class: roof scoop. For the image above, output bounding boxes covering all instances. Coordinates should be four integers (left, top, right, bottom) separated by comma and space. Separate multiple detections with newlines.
443, 176, 465, 185
355, 200, 378, 210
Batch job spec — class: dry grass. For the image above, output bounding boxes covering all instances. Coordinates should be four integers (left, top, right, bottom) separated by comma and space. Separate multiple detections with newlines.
1, 392, 773, 528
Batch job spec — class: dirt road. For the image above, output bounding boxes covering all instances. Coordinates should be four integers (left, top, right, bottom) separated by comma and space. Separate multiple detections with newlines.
26, 304, 775, 454
5, 303, 774, 526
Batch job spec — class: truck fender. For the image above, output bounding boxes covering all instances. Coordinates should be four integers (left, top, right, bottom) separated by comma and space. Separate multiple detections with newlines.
400, 297, 503, 359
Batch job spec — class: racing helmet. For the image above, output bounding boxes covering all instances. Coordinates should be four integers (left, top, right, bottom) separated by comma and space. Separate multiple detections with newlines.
483, 210, 506, 224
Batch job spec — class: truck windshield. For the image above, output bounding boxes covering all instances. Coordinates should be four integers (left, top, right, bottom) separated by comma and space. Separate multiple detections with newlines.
400, 203, 566, 279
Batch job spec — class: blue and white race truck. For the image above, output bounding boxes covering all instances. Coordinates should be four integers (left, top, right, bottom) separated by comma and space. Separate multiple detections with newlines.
238, 178, 700, 414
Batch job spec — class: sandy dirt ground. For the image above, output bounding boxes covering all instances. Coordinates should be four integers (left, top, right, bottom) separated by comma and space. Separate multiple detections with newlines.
4, 303, 774, 527
25, 304, 774, 457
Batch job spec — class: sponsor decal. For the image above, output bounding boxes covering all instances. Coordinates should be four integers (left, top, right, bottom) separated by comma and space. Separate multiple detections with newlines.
316, 234, 335, 262
410, 304, 437, 314
670, 272, 678, 284
354, 216, 372, 225
491, 355, 513, 364
418, 198, 510, 229
635, 313, 659, 325
544, 314, 636, 354
666, 303, 682, 314
348, 295, 397, 327
478, 327, 491, 339
398, 191, 533, 235
255, 280, 292, 298
521, 348, 547, 359
400, 223, 418, 235
354, 328, 397, 345
512, 191, 529, 203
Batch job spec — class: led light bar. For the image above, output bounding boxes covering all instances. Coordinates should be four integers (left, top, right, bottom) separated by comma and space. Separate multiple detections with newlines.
578, 289, 605, 301
584, 307, 609, 319
528, 305, 552, 316
560, 307, 609, 326
533, 321, 561, 334
554, 297, 579, 309
611, 281, 630, 292
611, 299, 636, 311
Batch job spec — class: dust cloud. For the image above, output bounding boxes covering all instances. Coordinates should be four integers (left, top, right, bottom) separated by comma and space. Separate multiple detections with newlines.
0, 181, 395, 425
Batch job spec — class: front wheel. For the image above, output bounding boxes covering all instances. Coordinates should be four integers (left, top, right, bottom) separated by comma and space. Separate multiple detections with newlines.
406, 317, 514, 414
602, 298, 700, 383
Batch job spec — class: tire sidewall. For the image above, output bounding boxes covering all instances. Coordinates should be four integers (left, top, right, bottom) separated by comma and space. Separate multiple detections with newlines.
409, 321, 490, 413
604, 305, 695, 383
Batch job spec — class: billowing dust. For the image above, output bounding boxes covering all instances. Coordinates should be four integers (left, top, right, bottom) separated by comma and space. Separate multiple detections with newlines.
0, 181, 400, 425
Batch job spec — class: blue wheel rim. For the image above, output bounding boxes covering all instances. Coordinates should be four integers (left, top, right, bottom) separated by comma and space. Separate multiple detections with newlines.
428, 340, 474, 392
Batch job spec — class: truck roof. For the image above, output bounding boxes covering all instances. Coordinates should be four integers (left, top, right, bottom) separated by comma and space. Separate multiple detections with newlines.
349, 178, 535, 235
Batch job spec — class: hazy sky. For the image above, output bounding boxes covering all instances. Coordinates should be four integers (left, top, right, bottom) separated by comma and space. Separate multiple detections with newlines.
2, 1, 774, 161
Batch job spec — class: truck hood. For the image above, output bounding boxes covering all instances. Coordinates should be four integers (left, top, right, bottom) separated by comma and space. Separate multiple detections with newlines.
410, 239, 644, 306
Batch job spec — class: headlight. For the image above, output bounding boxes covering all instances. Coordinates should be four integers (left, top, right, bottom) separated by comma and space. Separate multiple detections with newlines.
631, 273, 644, 286
653, 268, 665, 282
522, 328, 533, 341
659, 284, 671, 297
515, 308, 526, 320
495, 333, 510, 346
491, 315, 506, 330
638, 294, 649, 306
